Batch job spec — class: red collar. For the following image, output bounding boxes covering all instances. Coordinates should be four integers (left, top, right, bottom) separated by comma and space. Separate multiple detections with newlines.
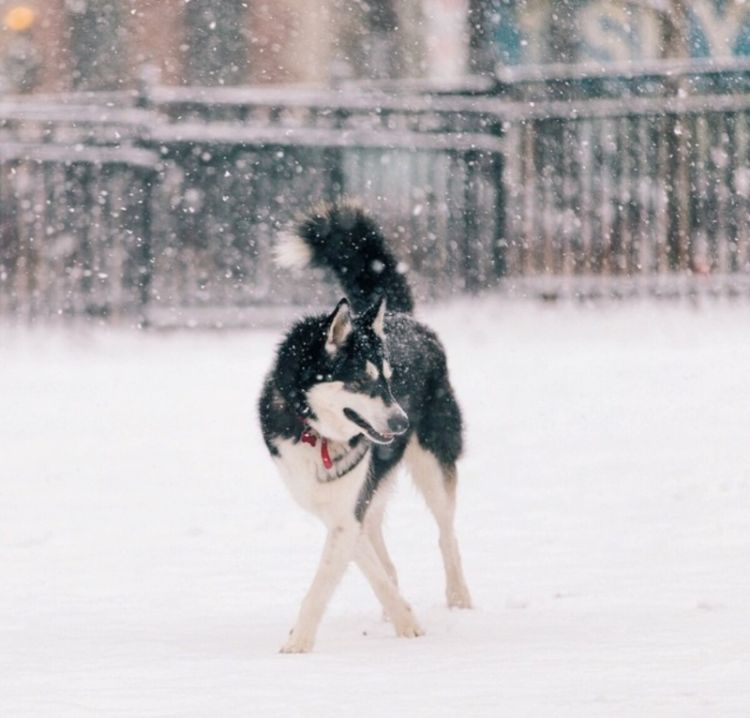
299, 425, 333, 470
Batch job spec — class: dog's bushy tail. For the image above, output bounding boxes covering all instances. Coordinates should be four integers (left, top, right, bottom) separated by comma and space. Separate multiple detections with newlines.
275, 200, 414, 315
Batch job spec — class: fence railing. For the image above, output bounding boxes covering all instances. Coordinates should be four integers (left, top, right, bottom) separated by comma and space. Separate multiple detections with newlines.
3, 61, 750, 322
501, 94, 750, 294
146, 121, 503, 320
493, 56, 750, 102
0, 90, 505, 321
0, 142, 156, 319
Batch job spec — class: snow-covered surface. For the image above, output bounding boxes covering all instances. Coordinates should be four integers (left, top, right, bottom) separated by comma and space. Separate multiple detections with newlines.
2, 300, 749, 717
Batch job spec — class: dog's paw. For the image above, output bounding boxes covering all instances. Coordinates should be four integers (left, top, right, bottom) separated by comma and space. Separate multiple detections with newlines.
279, 629, 315, 654
394, 619, 425, 638
391, 606, 424, 638
447, 585, 473, 609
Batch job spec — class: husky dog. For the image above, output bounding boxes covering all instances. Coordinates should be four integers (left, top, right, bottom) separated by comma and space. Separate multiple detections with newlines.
259, 201, 472, 653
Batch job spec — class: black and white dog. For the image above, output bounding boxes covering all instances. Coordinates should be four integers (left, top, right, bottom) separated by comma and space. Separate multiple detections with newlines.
259, 201, 472, 653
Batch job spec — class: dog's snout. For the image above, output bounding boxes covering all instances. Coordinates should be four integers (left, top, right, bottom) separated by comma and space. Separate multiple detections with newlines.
387, 411, 409, 435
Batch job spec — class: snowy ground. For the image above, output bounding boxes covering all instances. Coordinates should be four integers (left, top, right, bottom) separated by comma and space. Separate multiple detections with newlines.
2, 300, 750, 717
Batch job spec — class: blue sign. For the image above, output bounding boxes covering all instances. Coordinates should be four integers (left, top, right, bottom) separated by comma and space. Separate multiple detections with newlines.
489, 0, 750, 65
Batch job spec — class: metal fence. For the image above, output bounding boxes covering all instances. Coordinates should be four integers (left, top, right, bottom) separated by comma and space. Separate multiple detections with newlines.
495, 59, 750, 297
0, 88, 505, 322
146, 118, 504, 322
502, 94, 750, 296
3, 61, 750, 322
0, 142, 156, 319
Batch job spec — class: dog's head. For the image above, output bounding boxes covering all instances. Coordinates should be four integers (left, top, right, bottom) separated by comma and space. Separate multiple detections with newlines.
303, 297, 409, 444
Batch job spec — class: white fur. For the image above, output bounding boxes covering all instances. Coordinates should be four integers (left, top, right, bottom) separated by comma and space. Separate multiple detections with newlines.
274, 230, 313, 270
272, 437, 369, 525
366, 360, 379, 380
404, 437, 472, 609
382, 360, 392, 380
353, 539, 423, 639
275, 431, 470, 653
273, 436, 422, 653
372, 300, 386, 339
362, 471, 400, 588
280, 519, 360, 653
326, 302, 352, 355
281, 520, 422, 653
306, 381, 399, 443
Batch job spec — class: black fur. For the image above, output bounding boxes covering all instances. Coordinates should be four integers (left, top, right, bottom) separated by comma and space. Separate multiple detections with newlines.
260, 202, 462, 522
353, 313, 462, 519
294, 201, 414, 314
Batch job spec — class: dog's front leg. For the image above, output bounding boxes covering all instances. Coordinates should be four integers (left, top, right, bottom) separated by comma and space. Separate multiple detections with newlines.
355, 536, 424, 638
281, 523, 359, 654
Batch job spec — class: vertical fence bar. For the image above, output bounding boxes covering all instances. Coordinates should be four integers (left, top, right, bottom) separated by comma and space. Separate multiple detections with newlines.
655, 114, 671, 278
579, 119, 593, 276
735, 112, 750, 275
636, 116, 651, 291
491, 148, 507, 281
598, 117, 613, 275
716, 113, 731, 279
502, 121, 522, 279
522, 121, 536, 277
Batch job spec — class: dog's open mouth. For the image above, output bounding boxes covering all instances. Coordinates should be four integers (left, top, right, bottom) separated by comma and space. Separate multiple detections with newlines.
343, 408, 394, 444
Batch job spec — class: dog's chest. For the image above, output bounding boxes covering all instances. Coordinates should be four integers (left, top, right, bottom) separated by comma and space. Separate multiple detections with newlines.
272, 436, 371, 522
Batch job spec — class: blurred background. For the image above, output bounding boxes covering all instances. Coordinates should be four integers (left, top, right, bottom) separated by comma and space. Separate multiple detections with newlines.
2, 0, 750, 325
3, 6, 750, 713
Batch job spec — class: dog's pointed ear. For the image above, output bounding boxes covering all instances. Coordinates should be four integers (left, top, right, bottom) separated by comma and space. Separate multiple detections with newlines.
363, 297, 386, 339
325, 298, 352, 354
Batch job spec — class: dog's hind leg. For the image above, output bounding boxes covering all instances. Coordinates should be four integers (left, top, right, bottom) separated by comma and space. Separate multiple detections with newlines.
355, 536, 423, 638
280, 522, 359, 654
405, 437, 473, 609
